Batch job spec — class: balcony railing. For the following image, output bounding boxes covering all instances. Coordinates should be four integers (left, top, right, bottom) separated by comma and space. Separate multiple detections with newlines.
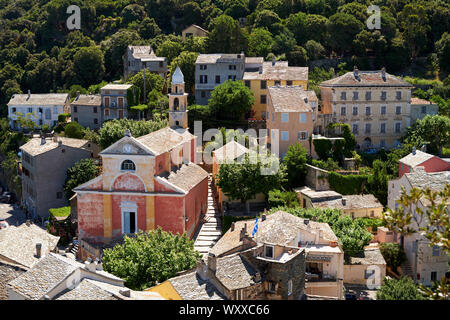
306, 272, 337, 282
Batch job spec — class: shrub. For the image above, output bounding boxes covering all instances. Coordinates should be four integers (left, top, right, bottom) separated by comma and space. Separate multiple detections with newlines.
64, 122, 85, 139
268, 189, 300, 208
58, 113, 71, 123
376, 277, 424, 300
328, 171, 369, 195
380, 242, 407, 270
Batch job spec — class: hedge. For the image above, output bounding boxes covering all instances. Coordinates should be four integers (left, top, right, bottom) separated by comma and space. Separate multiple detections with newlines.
328, 171, 369, 195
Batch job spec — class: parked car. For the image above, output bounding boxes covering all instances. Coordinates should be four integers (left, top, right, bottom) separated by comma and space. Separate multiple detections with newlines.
364, 148, 377, 155
0, 220, 9, 229
345, 293, 357, 300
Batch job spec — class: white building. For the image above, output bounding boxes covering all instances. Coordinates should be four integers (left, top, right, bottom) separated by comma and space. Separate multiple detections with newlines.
388, 167, 450, 286
7, 92, 70, 130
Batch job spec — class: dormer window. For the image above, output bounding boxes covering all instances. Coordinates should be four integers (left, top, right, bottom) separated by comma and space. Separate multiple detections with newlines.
264, 245, 274, 258
121, 160, 136, 171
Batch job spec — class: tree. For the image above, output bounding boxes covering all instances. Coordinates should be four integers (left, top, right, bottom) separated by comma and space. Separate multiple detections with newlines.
102, 229, 201, 290
127, 70, 165, 104
206, 15, 248, 53
305, 40, 325, 60
14, 112, 37, 131
287, 46, 308, 66
63, 158, 99, 200
366, 160, 388, 206
98, 118, 168, 149
64, 122, 85, 139
419, 277, 449, 300
380, 243, 407, 271
398, 4, 430, 59
169, 51, 199, 94
209, 80, 254, 120
121, 4, 146, 25
327, 13, 363, 54
182, 1, 203, 27
73, 46, 105, 88
248, 28, 274, 58
283, 143, 308, 188
376, 277, 424, 300
285, 12, 307, 44
155, 40, 182, 65
435, 32, 450, 73
253, 9, 281, 33
136, 17, 162, 40
304, 14, 329, 45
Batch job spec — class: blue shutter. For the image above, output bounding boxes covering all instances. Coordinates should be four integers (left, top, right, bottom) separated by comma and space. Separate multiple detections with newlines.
123, 212, 130, 234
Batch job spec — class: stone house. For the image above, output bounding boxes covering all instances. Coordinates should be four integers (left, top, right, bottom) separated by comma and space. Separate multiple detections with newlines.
398, 149, 450, 178
123, 45, 168, 79
318, 67, 414, 150
195, 53, 246, 105
181, 24, 208, 40
266, 86, 318, 158
388, 167, 449, 286
100, 83, 133, 121
410, 97, 438, 124
70, 94, 102, 130
7, 92, 70, 130
243, 59, 308, 120
343, 246, 386, 287
19, 136, 99, 218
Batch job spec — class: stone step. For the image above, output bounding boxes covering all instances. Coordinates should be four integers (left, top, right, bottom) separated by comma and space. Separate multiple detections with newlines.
200, 231, 222, 236
202, 227, 222, 232
194, 240, 216, 247
203, 222, 222, 228
196, 235, 222, 242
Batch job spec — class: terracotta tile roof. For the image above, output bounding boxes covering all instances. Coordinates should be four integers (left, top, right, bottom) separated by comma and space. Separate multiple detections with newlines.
71, 94, 102, 106
136, 127, 194, 155
0, 223, 59, 269
20, 137, 91, 157
213, 141, 250, 162
346, 247, 386, 265
312, 194, 383, 210
8, 93, 69, 106
243, 62, 308, 81
160, 163, 208, 192
319, 70, 413, 87
215, 253, 259, 290
399, 150, 436, 167
268, 86, 317, 112
411, 97, 434, 105
168, 271, 225, 300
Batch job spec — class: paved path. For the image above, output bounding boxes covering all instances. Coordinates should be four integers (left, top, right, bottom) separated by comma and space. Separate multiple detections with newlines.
0, 203, 27, 226
193, 177, 222, 256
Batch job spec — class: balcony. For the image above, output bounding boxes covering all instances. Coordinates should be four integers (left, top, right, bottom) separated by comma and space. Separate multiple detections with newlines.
306, 272, 337, 282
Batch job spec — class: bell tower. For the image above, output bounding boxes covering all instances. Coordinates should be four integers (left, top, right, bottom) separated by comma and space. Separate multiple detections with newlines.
168, 66, 188, 129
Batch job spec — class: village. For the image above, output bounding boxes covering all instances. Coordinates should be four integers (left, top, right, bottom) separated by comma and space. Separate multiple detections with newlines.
0, 1, 449, 304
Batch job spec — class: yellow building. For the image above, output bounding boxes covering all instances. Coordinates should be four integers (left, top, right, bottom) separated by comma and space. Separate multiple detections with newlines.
181, 24, 208, 40
243, 59, 308, 120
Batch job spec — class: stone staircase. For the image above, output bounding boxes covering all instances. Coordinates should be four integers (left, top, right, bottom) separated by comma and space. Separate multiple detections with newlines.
193, 177, 222, 256
400, 259, 414, 278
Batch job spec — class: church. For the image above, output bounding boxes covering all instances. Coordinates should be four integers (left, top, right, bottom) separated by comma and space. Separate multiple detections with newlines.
74, 67, 209, 250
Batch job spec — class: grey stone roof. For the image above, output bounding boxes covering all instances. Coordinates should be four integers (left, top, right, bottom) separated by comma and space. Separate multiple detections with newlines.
296, 186, 342, 201
243, 62, 308, 81
8, 93, 69, 106
101, 83, 133, 91
168, 271, 225, 300
55, 278, 119, 300
313, 194, 383, 210
196, 53, 244, 64
0, 263, 25, 300
182, 24, 208, 34
346, 248, 386, 265
268, 86, 317, 113
20, 137, 91, 157
211, 220, 254, 257
215, 253, 259, 290
136, 127, 194, 155
0, 223, 59, 269
319, 70, 413, 87
71, 94, 102, 106
405, 167, 450, 192
399, 150, 436, 167
161, 162, 209, 192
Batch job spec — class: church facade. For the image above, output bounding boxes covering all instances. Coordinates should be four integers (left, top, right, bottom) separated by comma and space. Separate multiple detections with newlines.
75, 67, 209, 248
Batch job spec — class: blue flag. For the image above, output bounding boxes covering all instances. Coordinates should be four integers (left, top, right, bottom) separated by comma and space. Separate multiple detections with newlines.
252, 217, 259, 236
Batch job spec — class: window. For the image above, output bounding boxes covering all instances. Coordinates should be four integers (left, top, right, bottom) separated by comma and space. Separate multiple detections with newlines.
431, 272, 437, 282
29, 107, 33, 113
73, 106, 78, 113
380, 123, 386, 133
341, 106, 346, 116
228, 75, 236, 81
53, 107, 58, 114
12, 107, 16, 113
432, 246, 440, 256
352, 106, 358, 116
299, 113, 307, 123
352, 124, 358, 134
261, 111, 266, 119
395, 122, 401, 133
123, 211, 136, 234
199, 65, 207, 70
396, 91, 402, 100
265, 245, 274, 258
159, 61, 163, 68
365, 123, 371, 134
260, 95, 267, 104
353, 91, 359, 100
268, 281, 276, 293
286, 80, 292, 86
421, 106, 427, 114
121, 160, 136, 171
287, 280, 293, 296
364, 269, 375, 279
93, 106, 97, 113
381, 106, 386, 115
272, 112, 274, 121
244, 80, 251, 88
396, 106, 401, 115
281, 113, 289, 122
365, 91, 371, 100
201, 91, 206, 98
370, 210, 374, 217
229, 65, 236, 70
94, 118, 98, 125
199, 75, 208, 83
365, 106, 371, 116
281, 131, 289, 141
104, 109, 109, 117
274, 80, 281, 86
298, 131, 308, 140
381, 91, 387, 100
340, 92, 347, 100
260, 80, 267, 89
56, 192, 63, 199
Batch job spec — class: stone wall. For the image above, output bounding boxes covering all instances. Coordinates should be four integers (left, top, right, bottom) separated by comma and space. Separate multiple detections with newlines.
305, 164, 330, 191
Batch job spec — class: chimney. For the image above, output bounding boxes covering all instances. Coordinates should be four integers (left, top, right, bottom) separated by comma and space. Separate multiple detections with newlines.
353, 65, 359, 77
27, 89, 31, 100
124, 129, 131, 137
58, 139, 62, 147
230, 222, 235, 232
240, 223, 248, 240
259, 66, 263, 74
52, 136, 58, 142
412, 147, 416, 155
304, 219, 309, 225
262, 214, 266, 221
342, 198, 347, 206
95, 259, 103, 271
207, 252, 216, 274
421, 145, 426, 152
41, 137, 46, 145
381, 67, 386, 81
36, 243, 42, 258
84, 260, 97, 272
76, 91, 80, 100
26, 219, 31, 226
119, 288, 131, 298
272, 56, 276, 66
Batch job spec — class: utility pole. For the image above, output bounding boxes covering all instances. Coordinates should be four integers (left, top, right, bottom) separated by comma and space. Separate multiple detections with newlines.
143, 68, 146, 104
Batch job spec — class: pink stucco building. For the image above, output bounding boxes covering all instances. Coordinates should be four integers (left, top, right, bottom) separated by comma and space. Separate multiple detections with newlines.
398, 149, 450, 177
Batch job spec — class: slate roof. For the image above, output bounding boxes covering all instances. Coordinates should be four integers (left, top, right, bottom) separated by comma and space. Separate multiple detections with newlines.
128, 45, 152, 58
404, 168, 450, 206
245, 57, 264, 64
268, 86, 317, 113
160, 162, 209, 192
136, 127, 194, 155
399, 150, 436, 167
243, 62, 308, 81
297, 186, 342, 201
0, 223, 59, 269
213, 141, 250, 162
55, 278, 119, 300
196, 53, 244, 64
319, 70, 413, 87
71, 94, 102, 106
0, 263, 25, 300
346, 247, 386, 265
168, 271, 225, 300
215, 253, 259, 290
210, 220, 254, 257
7, 93, 69, 106
20, 137, 91, 157
313, 194, 383, 210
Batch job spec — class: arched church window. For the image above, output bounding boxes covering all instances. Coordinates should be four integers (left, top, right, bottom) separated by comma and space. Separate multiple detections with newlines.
174, 98, 179, 111
121, 159, 136, 171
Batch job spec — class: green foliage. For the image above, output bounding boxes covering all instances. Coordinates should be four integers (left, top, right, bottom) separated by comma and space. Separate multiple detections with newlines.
328, 171, 369, 195
127, 70, 163, 104
365, 160, 389, 206
58, 113, 71, 123
376, 277, 425, 300
102, 229, 201, 290
98, 118, 168, 149
436, 32, 450, 73
64, 122, 85, 139
248, 28, 274, 58
49, 206, 71, 218
268, 207, 372, 256
206, 15, 248, 53
268, 189, 299, 209
310, 158, 340, 172
313, 138, 333, 160
380, 243, 407, 271
209, 80, 254, 120
156, 40, 182, 65
63, 158, 99, 201
283, 142, 308, 188
72, 46, 105, 88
